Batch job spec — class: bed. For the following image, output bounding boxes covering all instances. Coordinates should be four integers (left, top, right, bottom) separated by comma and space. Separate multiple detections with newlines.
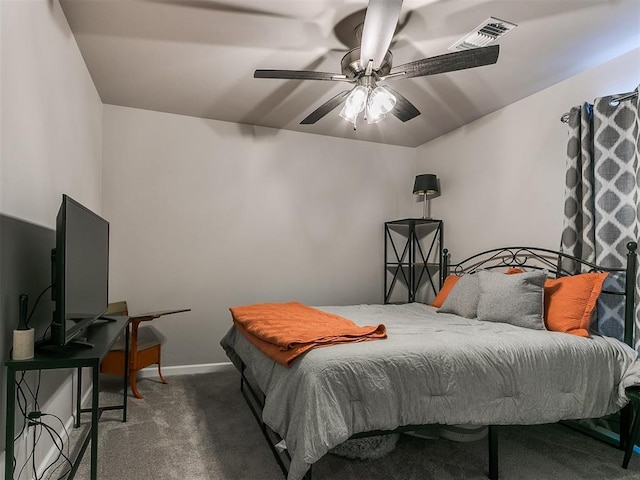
220, 244, 640, 480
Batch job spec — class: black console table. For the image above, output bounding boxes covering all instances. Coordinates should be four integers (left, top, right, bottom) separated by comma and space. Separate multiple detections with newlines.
4, 317, 130, 480
384, 218, 444, 304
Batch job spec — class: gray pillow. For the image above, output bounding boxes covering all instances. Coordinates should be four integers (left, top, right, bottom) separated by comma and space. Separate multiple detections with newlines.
476, 270, 546, 330
437, 274, 479, 319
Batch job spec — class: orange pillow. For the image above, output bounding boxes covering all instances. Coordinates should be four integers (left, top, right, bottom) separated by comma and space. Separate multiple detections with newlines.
506, 267, 524, 274
543, 272, 608, 337
432, 275, 460, 307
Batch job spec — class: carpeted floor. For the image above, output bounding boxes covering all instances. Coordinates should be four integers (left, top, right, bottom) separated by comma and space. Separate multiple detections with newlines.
64, 367, 640, 480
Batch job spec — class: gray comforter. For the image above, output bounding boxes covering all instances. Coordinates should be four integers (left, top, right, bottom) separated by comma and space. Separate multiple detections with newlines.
220, 303, 640, 480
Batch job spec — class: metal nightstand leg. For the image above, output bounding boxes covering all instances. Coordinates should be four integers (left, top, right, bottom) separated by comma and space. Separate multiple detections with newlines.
623, 387, 640, 468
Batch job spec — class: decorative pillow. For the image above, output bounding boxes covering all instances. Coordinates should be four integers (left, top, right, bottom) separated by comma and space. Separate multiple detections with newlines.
433, 269, 523, 308
476, 270, 547, 330
431, 275, 461, 308
437, 274, 479, 319
544, 272, 608, 337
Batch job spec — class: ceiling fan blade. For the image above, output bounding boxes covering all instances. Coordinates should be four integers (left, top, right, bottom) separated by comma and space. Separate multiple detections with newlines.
150, 0, 291, 18
385, 87, 420, 122
360, 0, 403, 69
390, 45, 499, 79
300, 91, 351, 125
254, 70, 348, 82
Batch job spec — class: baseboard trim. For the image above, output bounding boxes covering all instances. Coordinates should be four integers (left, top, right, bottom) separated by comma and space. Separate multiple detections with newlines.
137, 362, 234, 379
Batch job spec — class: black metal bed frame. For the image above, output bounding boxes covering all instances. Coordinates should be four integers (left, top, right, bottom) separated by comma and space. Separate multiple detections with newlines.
442, 243, 638, 348
236, 242, 638, 480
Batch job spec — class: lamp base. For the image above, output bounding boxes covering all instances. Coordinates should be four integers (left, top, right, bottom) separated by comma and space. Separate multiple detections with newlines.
421, 195, 432, 219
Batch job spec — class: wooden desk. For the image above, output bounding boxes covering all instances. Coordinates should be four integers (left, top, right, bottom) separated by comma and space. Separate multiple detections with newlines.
101, 308, 190, 398
130, 309, 190, 397
5, 317, 129, 480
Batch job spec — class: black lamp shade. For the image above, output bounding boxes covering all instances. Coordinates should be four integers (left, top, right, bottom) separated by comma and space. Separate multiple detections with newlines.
413, 174, 439, 195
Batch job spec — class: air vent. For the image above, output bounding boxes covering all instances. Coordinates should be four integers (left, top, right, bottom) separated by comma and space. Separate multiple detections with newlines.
449, 17, 517, 51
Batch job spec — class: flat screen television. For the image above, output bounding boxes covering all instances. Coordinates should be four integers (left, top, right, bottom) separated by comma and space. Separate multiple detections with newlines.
49, 194, 109, 347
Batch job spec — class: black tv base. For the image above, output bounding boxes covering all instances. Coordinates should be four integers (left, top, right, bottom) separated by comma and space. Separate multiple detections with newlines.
35, 337, 97, 357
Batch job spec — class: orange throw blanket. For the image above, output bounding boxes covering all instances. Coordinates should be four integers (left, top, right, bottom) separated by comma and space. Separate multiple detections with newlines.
229, 301, 387, 367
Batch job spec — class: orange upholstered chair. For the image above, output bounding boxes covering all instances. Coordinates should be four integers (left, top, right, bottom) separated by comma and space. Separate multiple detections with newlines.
100, 301, 168, 399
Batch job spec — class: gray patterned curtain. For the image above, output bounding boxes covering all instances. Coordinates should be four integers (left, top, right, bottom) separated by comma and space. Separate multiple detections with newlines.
561, 103, 596, 267
560, 86, 640, 349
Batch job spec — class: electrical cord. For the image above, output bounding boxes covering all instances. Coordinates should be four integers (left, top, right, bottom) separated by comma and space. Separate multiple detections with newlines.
21, 418, 67, 480
15, 373, 37, 480
14, 373, 30, 441
12, 370, 72, 480
26, 285, 52, 329
32, 415, 72, 480
41, 324, 52, 344
13, 372, 30, 475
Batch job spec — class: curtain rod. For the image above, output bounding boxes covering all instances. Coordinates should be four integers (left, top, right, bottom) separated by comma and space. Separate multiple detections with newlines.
560, 90, 638, 123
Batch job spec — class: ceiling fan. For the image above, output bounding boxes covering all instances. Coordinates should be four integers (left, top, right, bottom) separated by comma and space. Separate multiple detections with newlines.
253, 0, 501, 129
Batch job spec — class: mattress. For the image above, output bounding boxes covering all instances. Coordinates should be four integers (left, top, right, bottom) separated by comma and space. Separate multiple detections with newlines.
220, 303, 640, 480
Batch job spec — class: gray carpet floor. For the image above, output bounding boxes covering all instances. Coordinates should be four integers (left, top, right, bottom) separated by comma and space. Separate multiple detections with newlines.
61, 367, 640, 480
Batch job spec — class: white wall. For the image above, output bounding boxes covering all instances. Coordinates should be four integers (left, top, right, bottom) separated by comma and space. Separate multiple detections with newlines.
102, 106, 417, 366
1, 0, 103, 222
1, 0, 102, 473
416, 48, 640, 261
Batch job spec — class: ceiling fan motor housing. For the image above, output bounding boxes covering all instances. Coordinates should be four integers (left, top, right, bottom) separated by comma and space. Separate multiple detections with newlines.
341, 48, 393, 80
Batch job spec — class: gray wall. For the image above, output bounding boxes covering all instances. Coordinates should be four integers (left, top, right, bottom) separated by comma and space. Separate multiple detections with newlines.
102, 105, 419, 367
0, 216, 55, 342
1, 0, 103, 469
417, 48, 640, 261
0, 215, 71, 452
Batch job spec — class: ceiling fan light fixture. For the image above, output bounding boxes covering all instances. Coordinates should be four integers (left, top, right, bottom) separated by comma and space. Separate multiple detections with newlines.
255, 2, 507, 129
366, 86, 396, 124
339, 85, 369, 127
365, 110, 386, 125
338, 104, 359, 126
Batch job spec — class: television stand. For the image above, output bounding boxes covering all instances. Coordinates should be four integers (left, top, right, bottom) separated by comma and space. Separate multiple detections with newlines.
97, 315, 118, 322
5, 316, 130, 480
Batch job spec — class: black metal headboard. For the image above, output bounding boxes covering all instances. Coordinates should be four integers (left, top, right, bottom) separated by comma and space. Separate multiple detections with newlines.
441, 243, 638, 348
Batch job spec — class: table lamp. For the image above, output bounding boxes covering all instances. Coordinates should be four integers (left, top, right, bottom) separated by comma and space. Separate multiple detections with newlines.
413, 174, 439, 219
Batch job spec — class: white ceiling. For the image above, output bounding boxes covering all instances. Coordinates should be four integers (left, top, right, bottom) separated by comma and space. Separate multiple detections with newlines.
59, 0, 640, 148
